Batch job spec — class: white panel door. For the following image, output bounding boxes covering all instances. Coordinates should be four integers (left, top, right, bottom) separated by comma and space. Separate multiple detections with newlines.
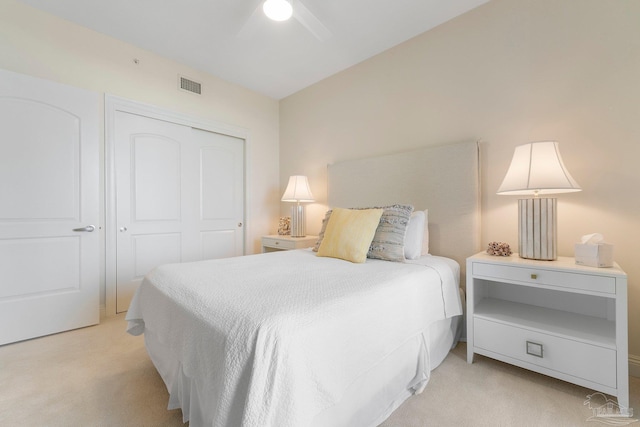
0, 69, 99, 345
115, 112, 244, 312
192, 128, 245, 261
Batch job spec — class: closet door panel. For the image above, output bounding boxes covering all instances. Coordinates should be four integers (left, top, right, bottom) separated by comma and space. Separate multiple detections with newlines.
194, 128, 245, 262
115, 112, 190, 312
133, 136, 181, 221
114, 112, 244, 313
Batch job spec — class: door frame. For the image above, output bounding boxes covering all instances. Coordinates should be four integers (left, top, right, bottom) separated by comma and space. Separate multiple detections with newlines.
105, 95, 251, 316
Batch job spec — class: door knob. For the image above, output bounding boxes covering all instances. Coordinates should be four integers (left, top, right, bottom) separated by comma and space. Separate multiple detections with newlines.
73, 225, 96, 232
238, 222, 243, 227
119, 227, 128, 232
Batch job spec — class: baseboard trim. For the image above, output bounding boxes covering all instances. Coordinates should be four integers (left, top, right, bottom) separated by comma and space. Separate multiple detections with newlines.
630, 354, 640, 378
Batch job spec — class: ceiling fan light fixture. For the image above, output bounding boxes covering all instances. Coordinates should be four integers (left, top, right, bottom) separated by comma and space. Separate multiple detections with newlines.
263, 0, 293, 21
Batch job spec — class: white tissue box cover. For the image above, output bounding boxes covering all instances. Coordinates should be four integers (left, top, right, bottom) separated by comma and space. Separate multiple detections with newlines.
574, 243, 613, 268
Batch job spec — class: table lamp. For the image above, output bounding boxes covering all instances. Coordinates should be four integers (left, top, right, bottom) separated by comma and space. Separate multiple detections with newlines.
497, 141, 581, 260
281, 175, 314, 237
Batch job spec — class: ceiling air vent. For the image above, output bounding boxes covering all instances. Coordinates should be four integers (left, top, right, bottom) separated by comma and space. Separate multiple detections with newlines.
179, 75, 202, 95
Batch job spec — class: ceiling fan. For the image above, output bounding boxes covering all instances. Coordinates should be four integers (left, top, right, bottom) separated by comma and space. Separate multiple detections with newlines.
236, 0, 332, 42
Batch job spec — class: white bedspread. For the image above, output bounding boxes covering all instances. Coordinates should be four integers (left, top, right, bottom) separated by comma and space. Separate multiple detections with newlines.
126, 249, 461, 427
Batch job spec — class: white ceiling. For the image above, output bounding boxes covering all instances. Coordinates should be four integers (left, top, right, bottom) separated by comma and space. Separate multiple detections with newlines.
16, 0, 489, 99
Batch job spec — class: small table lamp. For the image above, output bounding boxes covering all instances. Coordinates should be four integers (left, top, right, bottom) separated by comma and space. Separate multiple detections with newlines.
281, 175, 314, 237
497, 141, 581, 260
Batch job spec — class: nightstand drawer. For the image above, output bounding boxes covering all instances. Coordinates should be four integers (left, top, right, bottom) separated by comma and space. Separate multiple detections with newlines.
262, 237, 295, 249
472, 262, 616, 294
474, 318, 616, 388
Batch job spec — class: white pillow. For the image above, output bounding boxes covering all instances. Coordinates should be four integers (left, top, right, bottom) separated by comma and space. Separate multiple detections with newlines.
421, 209, 429, 256
404, 210, 425, 260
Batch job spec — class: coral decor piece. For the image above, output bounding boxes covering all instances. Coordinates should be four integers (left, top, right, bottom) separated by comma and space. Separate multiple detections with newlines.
278, 216, 291, 235
487, 241, 512, 256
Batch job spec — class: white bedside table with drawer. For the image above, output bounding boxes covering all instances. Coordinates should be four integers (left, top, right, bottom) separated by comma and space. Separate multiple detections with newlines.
466, 252, 629, 412
261, 235, 318, 253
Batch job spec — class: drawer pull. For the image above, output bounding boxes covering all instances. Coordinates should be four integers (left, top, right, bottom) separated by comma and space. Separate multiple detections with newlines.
530, 273, 537, 279
526, 341, 544, 358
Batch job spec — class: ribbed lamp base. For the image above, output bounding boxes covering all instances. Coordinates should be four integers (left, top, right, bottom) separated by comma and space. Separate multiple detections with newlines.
518, 198, 557, 261
290, 205, 306, 237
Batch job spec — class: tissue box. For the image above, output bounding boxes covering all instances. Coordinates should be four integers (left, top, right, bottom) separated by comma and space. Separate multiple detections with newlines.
574, 243, 613, 268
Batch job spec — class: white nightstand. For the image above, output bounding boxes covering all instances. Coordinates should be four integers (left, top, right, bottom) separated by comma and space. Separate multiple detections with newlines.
466, 252, 629, 413
261, 235, 318, 253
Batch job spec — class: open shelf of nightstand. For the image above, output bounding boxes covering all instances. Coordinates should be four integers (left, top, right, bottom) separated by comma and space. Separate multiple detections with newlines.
474, 298, 615, 349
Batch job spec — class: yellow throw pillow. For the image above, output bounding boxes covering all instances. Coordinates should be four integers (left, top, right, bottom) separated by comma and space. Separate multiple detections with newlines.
317, 207, 384, 263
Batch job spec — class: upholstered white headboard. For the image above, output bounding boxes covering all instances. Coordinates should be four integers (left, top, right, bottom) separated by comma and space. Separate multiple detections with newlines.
327, 140, 481, 285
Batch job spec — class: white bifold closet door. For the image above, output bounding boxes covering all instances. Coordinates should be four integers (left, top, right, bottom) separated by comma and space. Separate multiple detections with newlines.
114, 111, 244, 313
0, 69, 99, 345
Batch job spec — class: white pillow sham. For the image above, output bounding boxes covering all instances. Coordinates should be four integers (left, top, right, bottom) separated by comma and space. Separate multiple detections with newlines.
404, 210, 424, 260
404, 209, 429, 259
421, 209, 429, 255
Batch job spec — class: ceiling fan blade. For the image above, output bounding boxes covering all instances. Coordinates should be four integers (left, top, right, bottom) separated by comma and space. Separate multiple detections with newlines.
236, 1, 264, 39
294, 0, 332, 42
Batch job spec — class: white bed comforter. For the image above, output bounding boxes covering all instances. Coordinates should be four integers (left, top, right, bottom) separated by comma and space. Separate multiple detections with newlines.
126, 249, 461, 427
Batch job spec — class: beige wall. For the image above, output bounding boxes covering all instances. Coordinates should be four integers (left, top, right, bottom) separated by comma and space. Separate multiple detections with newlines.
1, 0, 281, 308
280, 0, 640, 359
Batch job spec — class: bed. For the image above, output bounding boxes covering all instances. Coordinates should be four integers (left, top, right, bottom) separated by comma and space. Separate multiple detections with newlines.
126, 140, 480, 426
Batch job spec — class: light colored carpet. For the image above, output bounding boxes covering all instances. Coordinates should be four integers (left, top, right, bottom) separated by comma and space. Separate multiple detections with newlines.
1, 314, 638, 426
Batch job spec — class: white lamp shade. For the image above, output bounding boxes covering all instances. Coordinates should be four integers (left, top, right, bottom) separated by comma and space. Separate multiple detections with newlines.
263, 0, 293, 21
281, 175, 315, 202
497, 141, 581, 195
